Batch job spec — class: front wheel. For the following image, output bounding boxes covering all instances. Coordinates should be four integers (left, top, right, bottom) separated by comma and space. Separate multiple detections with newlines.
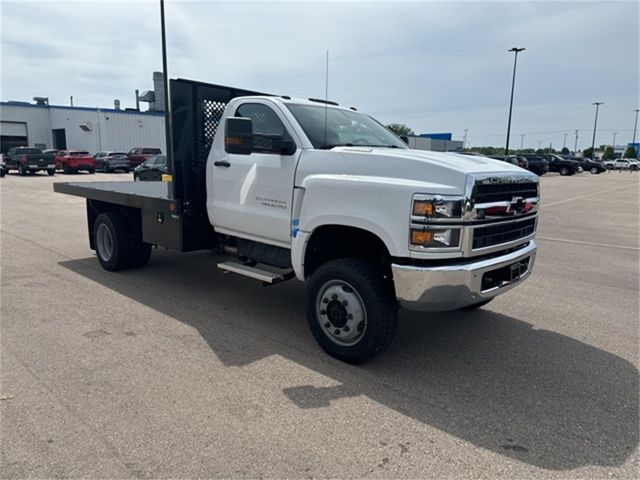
590, 167, 599, 174
559, 167, 570, 176
47, 169, 55, 176
305, 258, 397, 364
88, 168, 95, 174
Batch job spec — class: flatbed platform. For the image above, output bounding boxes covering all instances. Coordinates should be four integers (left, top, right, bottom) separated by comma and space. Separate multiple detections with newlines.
53, 181, 175, 210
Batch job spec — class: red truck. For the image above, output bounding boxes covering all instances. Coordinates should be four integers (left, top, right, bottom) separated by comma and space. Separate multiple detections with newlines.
126, 147, 162, 168
56, 150, 96, 174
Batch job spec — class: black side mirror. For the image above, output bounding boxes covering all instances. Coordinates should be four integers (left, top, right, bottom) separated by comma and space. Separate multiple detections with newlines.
225, 117, 253, 155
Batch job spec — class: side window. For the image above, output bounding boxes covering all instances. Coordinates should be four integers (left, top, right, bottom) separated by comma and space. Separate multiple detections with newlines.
235, 103, 291, 154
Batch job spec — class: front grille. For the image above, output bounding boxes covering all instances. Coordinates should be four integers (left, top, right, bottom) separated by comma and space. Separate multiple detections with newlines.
473, 218, 536, 249
474, 182, 538, 203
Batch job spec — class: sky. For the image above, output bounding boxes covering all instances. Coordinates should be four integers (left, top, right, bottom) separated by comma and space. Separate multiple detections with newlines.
1, 0, 638, 149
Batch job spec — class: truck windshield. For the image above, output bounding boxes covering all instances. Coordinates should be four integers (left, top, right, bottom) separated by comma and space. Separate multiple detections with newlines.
286, 104, 408, 150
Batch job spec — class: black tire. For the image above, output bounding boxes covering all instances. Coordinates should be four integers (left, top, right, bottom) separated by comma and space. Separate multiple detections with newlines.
93, 212, 152, 271
88, 168, 95, 174
590, 167, 599, 174
460, 298, 493, 310
19, 164, 28, 176
104, 166, 111, 173
47, 169, 55, 176
124, 168, 130, 174
305, 258, 397, 364
559, 167, 570, 176
0, 169, 5, 178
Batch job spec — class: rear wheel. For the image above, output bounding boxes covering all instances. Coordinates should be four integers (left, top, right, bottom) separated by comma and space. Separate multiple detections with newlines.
306, 258, 397, 364
47, 169, 55, 176
19, 164, 27, 176
94, 212, 152, 271
559, 167, 570, 176
590, 167, 599, 174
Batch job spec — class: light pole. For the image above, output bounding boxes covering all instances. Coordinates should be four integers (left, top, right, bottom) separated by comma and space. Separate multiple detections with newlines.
520, 134, 524, 150
563, 133, 568, 150
505, 47, 525, 155
574, 129, 579, 153
160, 0, 173, 174
632, 109, 639, 157
612, 132, 617, 148
463, 129, 468, 149
591, 102, 603, 158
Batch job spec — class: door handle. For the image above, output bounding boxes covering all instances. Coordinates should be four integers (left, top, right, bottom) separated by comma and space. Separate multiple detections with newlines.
214, 160, 231, 168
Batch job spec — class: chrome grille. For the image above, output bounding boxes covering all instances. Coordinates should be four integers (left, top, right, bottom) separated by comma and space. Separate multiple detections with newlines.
473, 182, 538, 203
472, 217, 536, 250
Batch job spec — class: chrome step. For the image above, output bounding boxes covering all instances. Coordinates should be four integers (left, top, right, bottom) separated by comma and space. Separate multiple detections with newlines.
217, 261, 293, 284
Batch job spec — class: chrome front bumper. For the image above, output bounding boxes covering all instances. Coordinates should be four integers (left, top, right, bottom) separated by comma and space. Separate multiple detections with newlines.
392, 240, 537, 311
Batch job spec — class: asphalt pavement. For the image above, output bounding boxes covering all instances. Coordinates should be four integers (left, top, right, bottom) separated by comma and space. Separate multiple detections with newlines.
1, 169, 638, 479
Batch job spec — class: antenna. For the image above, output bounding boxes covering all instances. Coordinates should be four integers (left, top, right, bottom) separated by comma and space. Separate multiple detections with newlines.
323, 50, 329, 148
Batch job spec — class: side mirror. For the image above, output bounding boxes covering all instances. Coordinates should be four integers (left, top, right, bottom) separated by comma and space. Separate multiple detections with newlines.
225, 117, 253, 155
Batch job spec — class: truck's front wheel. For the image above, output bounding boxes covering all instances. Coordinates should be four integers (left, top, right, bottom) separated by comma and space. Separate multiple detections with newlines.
306, 258, 397, 364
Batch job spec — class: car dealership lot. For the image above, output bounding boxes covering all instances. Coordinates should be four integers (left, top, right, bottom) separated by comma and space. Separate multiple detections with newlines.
1, 171, 638, 479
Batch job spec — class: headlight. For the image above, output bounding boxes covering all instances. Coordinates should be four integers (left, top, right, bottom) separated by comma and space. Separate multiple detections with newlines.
410, 227, 461, 248
412, 196, 463, 219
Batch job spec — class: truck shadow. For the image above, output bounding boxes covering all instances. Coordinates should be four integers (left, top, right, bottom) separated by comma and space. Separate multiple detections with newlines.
60, 250, 638, 471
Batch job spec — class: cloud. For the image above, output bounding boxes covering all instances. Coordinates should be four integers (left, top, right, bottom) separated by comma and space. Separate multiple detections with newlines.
1, 0, 638, 149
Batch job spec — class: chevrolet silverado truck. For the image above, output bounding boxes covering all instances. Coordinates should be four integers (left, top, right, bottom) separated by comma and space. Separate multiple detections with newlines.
6, 147, 56, 175
54, 79, 539, 363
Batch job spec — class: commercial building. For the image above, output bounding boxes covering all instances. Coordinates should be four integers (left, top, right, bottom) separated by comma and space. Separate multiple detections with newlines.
0, 72, 165, 154
403, 133, 463, 152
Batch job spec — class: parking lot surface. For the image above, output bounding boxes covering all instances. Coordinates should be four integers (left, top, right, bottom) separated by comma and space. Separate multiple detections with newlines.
1, 171, 638, 479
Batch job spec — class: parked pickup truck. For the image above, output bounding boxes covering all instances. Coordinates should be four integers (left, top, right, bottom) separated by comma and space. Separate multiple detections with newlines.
55, 79, 539, 363
127, 147, 162, 168
524, 154, 578, 176
56, 150, 96, 174
5, 147, 56, 175
603, 158, 639, 171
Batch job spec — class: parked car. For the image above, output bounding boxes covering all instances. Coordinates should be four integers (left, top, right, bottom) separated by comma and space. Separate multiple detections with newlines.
603, 158, 639, 171
524, 154, 578, 175
5, 147, 56, 175
133, 154, 167, 181
127, 147, 162, 168
574, 158, 606, 174
521, 156, 549, 176
55, 150, 96, 174
94, 151, 131, 173
43, 149, 60, 156
0, 156, 6, 177
490, 155, 529, 170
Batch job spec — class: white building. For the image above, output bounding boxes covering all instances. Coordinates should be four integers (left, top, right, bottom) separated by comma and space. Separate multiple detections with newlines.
0, 101, 165, 154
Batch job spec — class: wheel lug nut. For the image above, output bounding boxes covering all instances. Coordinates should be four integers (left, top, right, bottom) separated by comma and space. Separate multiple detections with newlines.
342, 300, 348, 306
331, 294, 338, 300
347, 314, 353, 320
322, 298, 329, 304
334, 329, 340, 335
357, 321, 365, 332
324, 322, 331, 328
320, 309, 326, 315
343, 325, 350, 332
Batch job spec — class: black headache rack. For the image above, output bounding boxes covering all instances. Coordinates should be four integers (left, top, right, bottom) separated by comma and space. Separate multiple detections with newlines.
54, 78, 270, 252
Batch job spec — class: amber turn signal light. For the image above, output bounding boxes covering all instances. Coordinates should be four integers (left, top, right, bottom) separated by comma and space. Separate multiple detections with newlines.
413, 201, 435, 216
411, 230, 434, 245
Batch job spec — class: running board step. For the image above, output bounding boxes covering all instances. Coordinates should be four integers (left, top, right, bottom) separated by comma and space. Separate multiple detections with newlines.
217, 261, 293, 285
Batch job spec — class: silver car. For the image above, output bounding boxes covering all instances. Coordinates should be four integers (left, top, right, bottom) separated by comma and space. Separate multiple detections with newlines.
94, 151, 131, 173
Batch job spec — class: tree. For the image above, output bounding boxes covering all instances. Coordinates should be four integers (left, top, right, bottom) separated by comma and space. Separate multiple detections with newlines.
602, 146, 615, 160
623, 146, 637, 158
583, 147, 594, 159
561, 147, 570, 155
386, 123, 414, 136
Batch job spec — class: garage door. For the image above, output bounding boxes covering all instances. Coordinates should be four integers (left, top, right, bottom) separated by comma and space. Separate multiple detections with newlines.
1, 121, 27, 136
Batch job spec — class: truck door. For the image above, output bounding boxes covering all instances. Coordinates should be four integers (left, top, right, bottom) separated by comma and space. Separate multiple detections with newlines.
211, 101, 300, 247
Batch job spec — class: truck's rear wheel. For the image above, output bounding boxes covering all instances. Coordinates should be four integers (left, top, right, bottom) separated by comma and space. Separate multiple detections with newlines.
305, 258, 397, 364
94, 212, 151, 271
19, 165, 27, 176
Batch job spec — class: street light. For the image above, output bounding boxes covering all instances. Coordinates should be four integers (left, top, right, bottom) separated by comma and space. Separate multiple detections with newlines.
591, 102, 603, 159
612, 132, 617, 148
505, 47, 525, 155
632, 109, 640, 157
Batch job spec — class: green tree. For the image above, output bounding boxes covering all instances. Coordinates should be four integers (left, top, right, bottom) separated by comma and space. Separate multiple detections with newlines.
602, 146, 615, 160
623, 146, 637, 158
386, 123, 414, 136
561, 147, 570, 155
535, 148, 545, 154
583, 147, 594, 159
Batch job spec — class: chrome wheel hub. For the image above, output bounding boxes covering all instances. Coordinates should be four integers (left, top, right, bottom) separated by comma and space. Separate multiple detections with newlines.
316, 280, 366, 346
96, 223, 114, 262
